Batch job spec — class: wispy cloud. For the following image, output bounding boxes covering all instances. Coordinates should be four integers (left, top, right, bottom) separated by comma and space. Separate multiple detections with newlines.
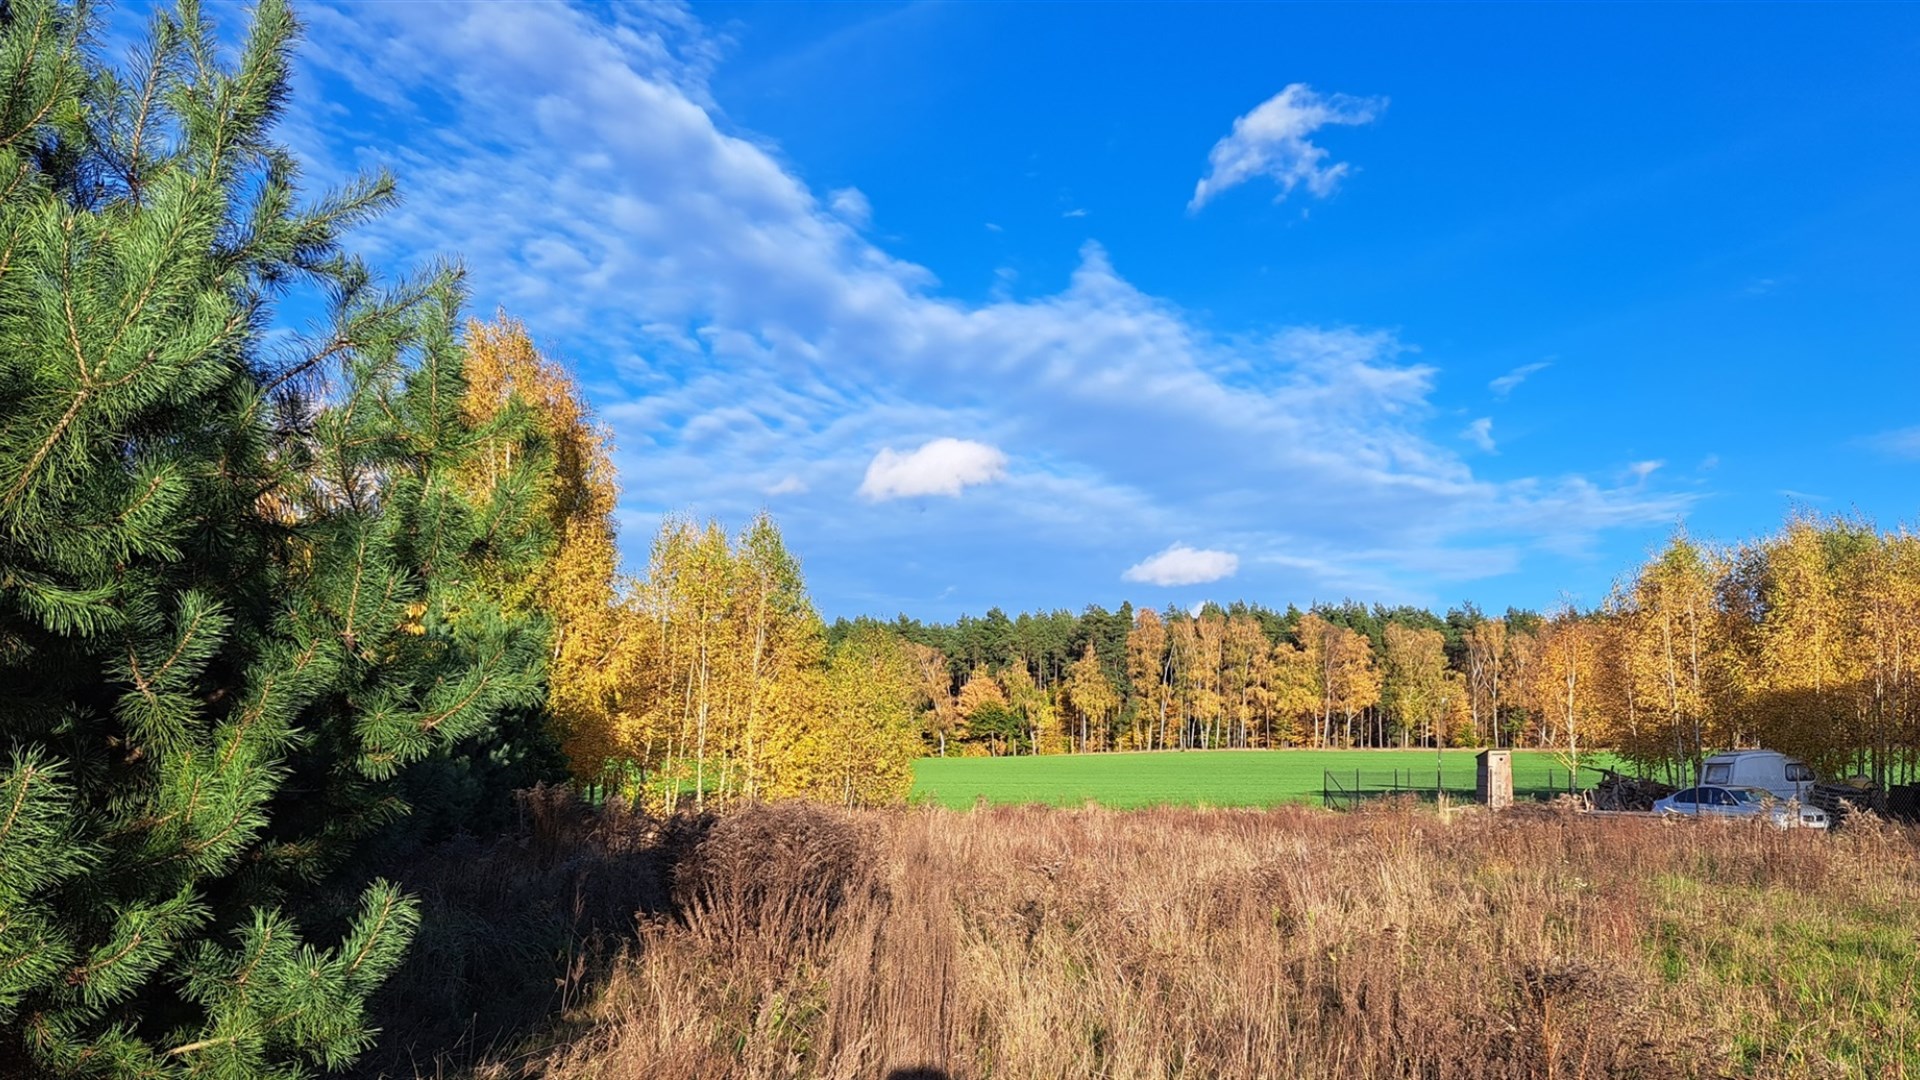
1062, 208, 1087, 218
1462, 417, 1496, 453
1627, 460, 1664, 482
1188, 83, 1385, 213
1124, 544, 1240, 587
1489, 361, 1550, 399
285, 2, 1687, 610
828, 187, 871, 229
1865, 427, 1920, 459
858, 438, 1008, 501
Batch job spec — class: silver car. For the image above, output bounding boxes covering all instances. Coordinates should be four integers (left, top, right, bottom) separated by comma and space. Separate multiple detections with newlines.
1651, 785, 1830, 830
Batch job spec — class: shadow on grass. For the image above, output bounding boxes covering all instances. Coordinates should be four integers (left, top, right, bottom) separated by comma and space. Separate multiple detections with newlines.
348, 785, 713, 1079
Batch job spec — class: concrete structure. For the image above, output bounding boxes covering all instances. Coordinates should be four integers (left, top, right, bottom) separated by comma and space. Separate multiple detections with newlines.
1477, 749, 1513, 810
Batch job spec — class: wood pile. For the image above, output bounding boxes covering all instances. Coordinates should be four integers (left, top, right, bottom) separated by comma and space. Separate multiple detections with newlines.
1808, 777, 1888, 823
1588, 769, 1676, 812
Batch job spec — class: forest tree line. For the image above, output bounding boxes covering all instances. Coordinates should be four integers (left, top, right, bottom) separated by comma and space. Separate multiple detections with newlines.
824, 520, 1920, 787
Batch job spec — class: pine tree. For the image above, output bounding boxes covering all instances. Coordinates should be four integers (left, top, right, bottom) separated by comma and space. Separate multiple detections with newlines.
0, 2, 549, 1074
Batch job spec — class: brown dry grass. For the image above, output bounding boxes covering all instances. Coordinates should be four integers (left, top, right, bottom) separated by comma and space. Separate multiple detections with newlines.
463, 802, 1920, 1080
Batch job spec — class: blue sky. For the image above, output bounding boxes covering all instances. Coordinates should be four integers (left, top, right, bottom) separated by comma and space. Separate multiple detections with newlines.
273, 1, 1920, 620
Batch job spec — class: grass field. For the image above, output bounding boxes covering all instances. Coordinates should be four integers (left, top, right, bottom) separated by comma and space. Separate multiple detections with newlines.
475, 799, 1920, 1079
909, 748, 1618, 808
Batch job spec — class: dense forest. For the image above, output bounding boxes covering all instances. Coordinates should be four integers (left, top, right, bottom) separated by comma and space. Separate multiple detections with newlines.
825, 520, 1920, 789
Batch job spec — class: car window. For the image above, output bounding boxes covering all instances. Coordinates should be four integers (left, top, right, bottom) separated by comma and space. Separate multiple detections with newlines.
1672, 788, 1697, 805
1704, 764, 1731, 784
1730, 789, 1763, 804
1707, 788, 1734, 806
1786, 764, 1814, 782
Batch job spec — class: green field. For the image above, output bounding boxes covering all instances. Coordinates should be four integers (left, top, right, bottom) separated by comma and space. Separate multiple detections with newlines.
910, 748, 1617, 809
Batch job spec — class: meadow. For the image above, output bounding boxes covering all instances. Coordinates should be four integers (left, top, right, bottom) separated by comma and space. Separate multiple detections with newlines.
909, 748, 1616, 809
425, 796, 1920, 1080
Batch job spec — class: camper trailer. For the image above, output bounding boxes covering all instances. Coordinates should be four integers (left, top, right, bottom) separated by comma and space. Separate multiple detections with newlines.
1697, 750, 1816, 803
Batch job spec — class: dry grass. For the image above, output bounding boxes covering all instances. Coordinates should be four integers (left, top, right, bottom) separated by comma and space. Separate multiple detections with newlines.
460, 802, 1920, 1080
353, 786, 685, 1077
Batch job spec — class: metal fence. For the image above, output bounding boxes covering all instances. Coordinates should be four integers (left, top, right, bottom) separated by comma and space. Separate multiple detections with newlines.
1321, 766, 1584, 810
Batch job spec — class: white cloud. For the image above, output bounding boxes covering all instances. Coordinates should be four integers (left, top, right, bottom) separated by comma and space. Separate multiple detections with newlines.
1489, 361, 1550, 398
1124, 544, 1240, 587
766, 474, 808, 496
1628, 460, 1664, 481
1188, 83, 1386, 212
828, 187, 871, 229
1462, 417, 1496, 453
1062, 208, 1087, 218
285, 2, 1688, 610
858, 438, 1008, 501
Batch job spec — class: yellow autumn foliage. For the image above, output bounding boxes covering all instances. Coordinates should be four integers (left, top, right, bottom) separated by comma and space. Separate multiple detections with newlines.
460, 313, 627, 779
457, 315, 1918, 792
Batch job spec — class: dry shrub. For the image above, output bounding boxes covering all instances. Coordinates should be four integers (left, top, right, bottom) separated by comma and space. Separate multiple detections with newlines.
673, 800, 878, 970
496, 803, 1920, 1080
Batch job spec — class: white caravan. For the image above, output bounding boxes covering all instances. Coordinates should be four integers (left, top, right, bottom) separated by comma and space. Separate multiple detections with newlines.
1696, 750, 1817, 803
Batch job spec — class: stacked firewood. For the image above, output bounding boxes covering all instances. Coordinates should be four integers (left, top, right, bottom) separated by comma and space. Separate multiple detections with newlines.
1588, 769, 1677, 812
1808, 777, 1888, 823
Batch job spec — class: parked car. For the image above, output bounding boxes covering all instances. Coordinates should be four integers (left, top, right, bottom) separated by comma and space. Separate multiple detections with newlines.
1697, 750, 1817, 803
1652, 785, 1830, 829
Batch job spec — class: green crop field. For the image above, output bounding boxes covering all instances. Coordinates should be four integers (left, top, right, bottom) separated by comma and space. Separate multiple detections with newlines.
909, 748, 1620, 809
